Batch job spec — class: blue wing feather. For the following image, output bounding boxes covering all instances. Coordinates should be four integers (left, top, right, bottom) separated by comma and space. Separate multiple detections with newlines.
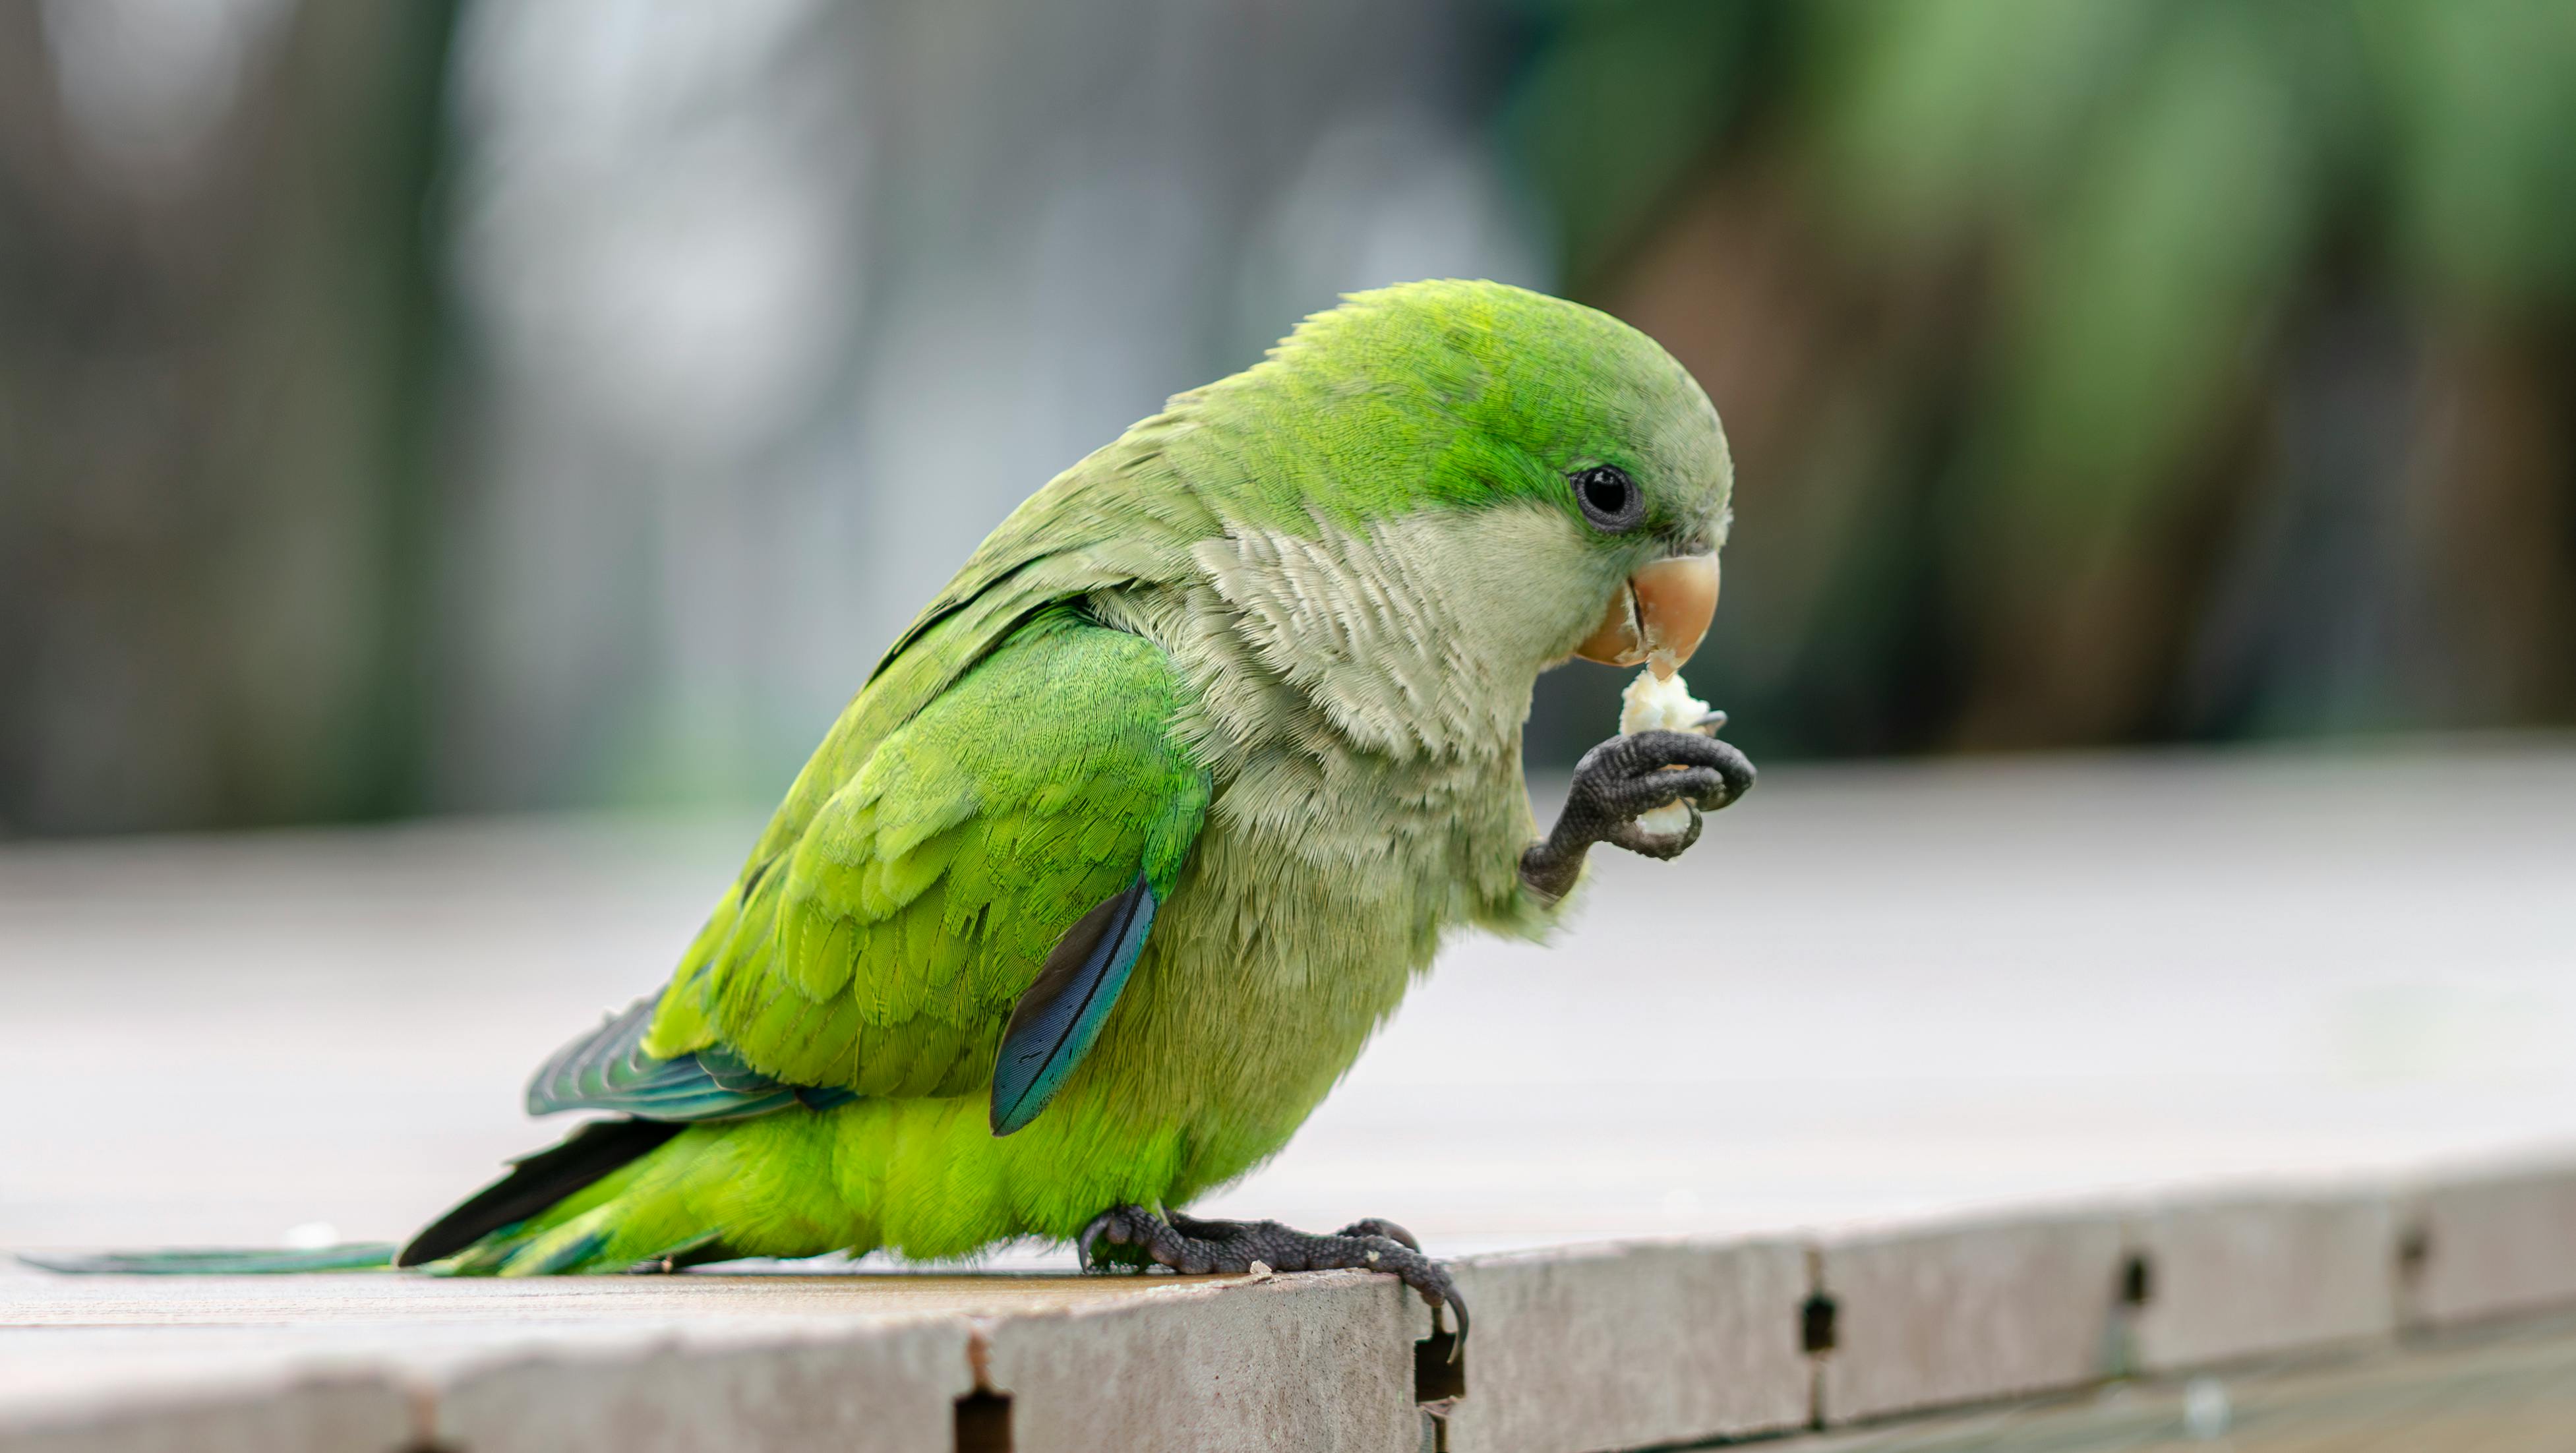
989, 873, 1158, 1136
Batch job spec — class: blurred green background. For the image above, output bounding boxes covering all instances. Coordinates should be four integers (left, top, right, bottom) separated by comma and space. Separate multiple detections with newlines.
4, 0, 2572, 835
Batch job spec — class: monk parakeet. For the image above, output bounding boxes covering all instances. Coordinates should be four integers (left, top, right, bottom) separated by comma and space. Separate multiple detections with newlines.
45, 281, 1752, 1333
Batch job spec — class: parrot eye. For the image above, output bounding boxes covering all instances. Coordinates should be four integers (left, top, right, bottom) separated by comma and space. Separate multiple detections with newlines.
1570, 465, 1644, 533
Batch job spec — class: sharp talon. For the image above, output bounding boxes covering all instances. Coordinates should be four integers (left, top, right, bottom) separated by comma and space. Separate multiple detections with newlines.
1081, 1205, 1163, 1273
1689, 709, 1727, 735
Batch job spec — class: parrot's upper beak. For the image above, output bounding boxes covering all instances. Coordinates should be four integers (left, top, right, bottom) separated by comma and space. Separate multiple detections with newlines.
1573, 553, 1720, 679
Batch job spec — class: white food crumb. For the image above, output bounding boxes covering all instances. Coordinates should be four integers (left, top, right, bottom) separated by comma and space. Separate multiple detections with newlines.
1619, 667, 1708, 735
1244, 1260, 1274, 1282
1620, 668, 1710, 835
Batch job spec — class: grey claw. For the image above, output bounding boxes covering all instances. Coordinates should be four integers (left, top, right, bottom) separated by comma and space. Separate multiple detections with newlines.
1689, 709, 1728, 736
1078, 1205, 1156, 1272
1609, 806, 1702, 859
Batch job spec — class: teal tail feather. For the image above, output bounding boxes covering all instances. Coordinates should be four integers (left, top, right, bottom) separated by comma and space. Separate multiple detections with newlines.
18, 1243, 398, 1274
16, 1118, 690, 1278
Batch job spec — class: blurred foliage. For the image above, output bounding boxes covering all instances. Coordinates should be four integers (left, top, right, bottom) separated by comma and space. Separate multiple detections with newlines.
1511, 0, 2576, 761
5, 0, 2574, 835
0, 1, 456, 833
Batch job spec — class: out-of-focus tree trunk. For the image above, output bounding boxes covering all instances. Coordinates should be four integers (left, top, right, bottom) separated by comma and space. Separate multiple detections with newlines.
2405, 335, 2576, 726
0, 1, 455, 834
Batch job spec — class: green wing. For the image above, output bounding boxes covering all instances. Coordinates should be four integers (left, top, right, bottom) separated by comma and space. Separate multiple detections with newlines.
637, 606, 1208, 1106
735, 418, 1214, 893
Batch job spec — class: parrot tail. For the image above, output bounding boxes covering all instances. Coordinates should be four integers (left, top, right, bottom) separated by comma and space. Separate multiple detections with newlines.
17, 1243, 398, 1274
15, 1117, 690, 1278
397, 1117, 682, 1268
417, 1106, 865, 1276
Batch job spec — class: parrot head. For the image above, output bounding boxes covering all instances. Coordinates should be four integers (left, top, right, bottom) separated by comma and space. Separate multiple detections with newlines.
1205, 280, 1731, 694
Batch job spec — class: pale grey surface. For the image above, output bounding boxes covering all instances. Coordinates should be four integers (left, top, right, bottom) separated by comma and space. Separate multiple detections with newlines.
2123, 1191, 2399, 1373
1442, 1239, 1812, 1452
1803, 1315, 2576, 1453
1816, 1210, 2127, 1425
427, 1319, 974, 1453
0, 1366, 410, 1453
0, 1266, 1263, 1453
982, 1272, 1420, 1453
0, 1263, 1417, 1453
2406, 1164, 2576, 1329
6, 744, 2571, 1262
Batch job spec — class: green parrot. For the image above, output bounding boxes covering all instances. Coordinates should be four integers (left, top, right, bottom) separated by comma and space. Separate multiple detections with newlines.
38, 280, 1752, 1331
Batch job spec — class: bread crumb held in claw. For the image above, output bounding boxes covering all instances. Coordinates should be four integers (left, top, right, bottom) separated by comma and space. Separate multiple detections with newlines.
1619, 668, 1711, 836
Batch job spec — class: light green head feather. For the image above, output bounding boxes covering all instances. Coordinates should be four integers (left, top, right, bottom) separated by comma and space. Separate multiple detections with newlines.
1202, 278, 1735, 556
1136, 280, 1735, 754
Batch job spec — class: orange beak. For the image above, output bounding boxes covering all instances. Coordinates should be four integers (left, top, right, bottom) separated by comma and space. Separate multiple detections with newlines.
1573, 554, 1720, 680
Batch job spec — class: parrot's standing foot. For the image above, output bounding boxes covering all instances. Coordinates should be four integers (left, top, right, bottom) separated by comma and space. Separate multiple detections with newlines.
1079, 1204, 1467, 1340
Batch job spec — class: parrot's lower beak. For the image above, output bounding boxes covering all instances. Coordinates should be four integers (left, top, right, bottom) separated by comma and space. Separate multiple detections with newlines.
1573, 554, 1720, 679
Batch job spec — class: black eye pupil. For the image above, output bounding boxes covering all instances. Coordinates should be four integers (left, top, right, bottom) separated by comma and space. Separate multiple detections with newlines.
1573, 465, 1640, 529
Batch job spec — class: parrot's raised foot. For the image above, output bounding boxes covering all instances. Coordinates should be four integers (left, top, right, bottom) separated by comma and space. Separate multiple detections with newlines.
1519, 728, 1755, 898
1078, 1204, 1467, 1341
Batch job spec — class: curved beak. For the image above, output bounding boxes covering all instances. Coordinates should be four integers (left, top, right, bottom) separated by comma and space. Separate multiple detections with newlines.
1573, 554, 1720, 679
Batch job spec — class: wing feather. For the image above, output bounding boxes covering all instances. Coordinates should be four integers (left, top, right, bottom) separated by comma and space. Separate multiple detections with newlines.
631, 607, 1208, 1123
526, 995, 806, 1122
990, 874, 1159, 1135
